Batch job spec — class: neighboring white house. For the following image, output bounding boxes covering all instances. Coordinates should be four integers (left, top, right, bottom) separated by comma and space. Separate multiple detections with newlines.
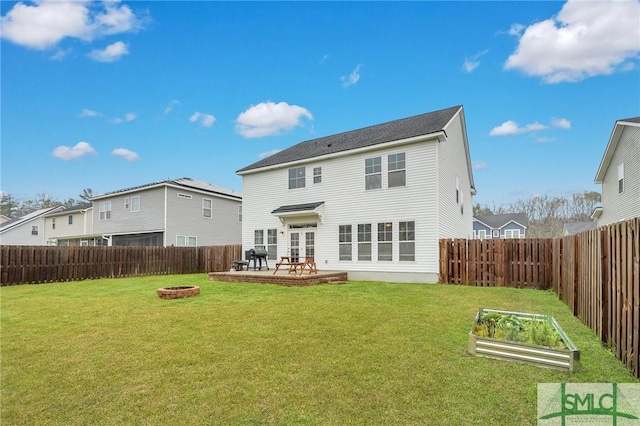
237, 105, 476, 283
43, 203, 103, 246
473, 213, 528, 239
90, 177, 242, 247
592, 116, 640, 226
0, 206, 64, 246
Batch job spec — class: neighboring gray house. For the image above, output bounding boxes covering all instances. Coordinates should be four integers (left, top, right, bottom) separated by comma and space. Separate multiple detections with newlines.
592, 116, 640, 226
562, 221, 597, 236
473, 213, 528, 239
0, 206, 64, 246
43, 203, 102, 246
237, 105, 476, 283
90, 177, 242, 247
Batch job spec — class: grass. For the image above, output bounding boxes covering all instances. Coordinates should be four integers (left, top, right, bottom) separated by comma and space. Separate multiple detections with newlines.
1, 275, 637, 425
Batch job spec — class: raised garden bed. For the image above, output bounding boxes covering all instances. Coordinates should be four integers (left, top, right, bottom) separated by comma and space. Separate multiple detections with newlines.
468, 308, 580, 372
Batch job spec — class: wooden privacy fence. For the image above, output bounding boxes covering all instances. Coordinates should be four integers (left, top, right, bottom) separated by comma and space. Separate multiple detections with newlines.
439, 238, 554, 289
440, 217, 639, 378
0, 244, 243, 286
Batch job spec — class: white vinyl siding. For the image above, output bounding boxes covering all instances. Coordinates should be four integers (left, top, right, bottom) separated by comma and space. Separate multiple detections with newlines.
598, 125, 640, 226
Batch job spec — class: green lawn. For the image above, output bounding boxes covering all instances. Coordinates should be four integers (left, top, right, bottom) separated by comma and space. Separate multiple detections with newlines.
1, 275, 637, 425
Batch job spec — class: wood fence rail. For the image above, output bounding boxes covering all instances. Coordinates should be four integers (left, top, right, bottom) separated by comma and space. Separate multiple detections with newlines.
439, 217, 639, 378
0, 244, 243, 286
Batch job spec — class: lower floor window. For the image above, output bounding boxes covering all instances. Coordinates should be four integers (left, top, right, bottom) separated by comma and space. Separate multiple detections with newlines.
176, 235, 197, 247
357, 224, 372, 261
267, 228, 277, 259
399, 221, 415, 261
504, 229, 521, 239
339, 225, 352, 261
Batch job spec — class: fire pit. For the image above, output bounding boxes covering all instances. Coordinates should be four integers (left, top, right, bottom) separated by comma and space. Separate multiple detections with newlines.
157, 286, 200, 299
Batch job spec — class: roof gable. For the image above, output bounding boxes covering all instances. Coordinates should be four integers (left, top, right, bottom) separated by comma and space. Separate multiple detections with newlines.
0, 206, 63, 233
473, 213, 528, 229
237, 105, 462, 173
595, 116, 640, 183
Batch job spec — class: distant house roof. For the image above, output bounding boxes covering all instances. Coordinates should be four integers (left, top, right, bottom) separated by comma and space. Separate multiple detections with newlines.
91, 177, 242, 200
237, 105, 463, 174
44, 203, 92, 216
0, 206, 63, 233
473, 213, 528, 229
563, 221, 597, 235
595, 116, 640, 183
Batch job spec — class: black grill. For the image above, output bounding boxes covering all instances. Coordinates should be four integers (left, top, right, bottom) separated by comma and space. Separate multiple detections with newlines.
246, 248, 269, 270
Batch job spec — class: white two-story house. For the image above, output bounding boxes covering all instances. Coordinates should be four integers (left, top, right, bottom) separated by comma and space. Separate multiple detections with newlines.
91, 177, 242, 247
592, 116, 640, 226
237, 105, 475, 283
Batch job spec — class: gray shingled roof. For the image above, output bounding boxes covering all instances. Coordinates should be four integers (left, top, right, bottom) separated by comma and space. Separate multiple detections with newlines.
563, 221, 597, 235
45, 203, 92, 215
473, 213, 528, 229
271, 202, 324, 214
92, 177, 241, 200
620, 116, 640, 124
237, 105, 462, 173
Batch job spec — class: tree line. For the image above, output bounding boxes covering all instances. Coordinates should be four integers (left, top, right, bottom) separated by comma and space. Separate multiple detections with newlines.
473, 191, 601, 238
1, 188, 93, 219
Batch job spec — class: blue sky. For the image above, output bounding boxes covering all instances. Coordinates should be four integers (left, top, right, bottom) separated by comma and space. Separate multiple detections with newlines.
2, 0, 639, 207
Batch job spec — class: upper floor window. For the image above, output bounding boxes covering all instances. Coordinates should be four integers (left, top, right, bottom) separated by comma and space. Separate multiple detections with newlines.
99, 201, 111, 221
618, 163, 624, 193
377, 222, 393, 261
455, 177, 460, 203
31, 225, 39, 235
131, 196, 140, 212
399, 221, 415, 261
289, 166, 306, 189
124, 198, 130, 209
238, 205, 242, 222
357, 223, 372, 261
52, 218, 56, 229
313, 167, 322, 184
202, 198, 212, 218
365, 157, 382, 190
68, 215, 73, 225
339, 225, 352, 261
388, 153, 406, 188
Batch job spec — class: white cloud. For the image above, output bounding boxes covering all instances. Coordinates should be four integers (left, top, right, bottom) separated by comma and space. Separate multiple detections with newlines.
51, 141, 97, 160
258, 149, 282, 159
235, 101, 313, 138
535, 136, 556, 143
505, 0, 640, 83
463, 49, 488, 73
111, 148, 139, 161
318, 54, 329, 66
112, 112, 137, 124
473, 161, 488, 170
88, 41, 128, 62
0, 0, 146, 50
341, 64, 362, 88
189, 112, 216, 128
551, 117, 571, 129
489, 120, 548, 136
164, 100, 180, 114
51, 47, 72, 61
79, 108, 101, 117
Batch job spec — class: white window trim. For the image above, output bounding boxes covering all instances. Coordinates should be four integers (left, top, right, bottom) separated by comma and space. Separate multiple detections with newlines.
31, 225, 39, 235
124, 198, 130, 209
387, 152, 406, 188
618, 163, 624, 194
202, 198, 213, 218
131, 195, 140, 213
365, 157, 382, 191
99, 201, 112, 221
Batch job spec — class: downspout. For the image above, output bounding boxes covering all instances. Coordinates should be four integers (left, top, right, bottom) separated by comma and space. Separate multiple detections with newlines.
163, 186, 168, 246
